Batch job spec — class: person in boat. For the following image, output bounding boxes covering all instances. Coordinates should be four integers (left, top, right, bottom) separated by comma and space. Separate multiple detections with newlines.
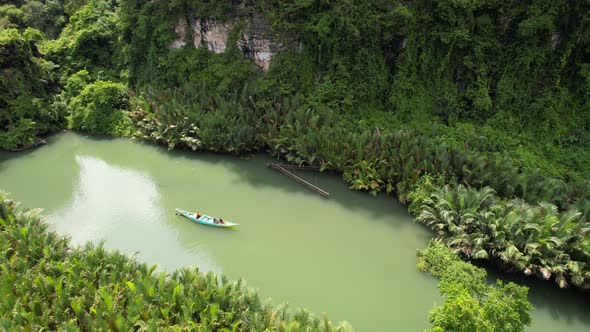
194, 212, 202, 219
212, 218, 225, 224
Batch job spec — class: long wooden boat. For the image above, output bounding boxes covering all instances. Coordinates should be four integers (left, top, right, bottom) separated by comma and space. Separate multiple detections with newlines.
175, 208, 239, 228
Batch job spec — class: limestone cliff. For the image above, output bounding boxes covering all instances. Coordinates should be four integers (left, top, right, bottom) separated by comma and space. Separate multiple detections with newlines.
170, 11, 286, 71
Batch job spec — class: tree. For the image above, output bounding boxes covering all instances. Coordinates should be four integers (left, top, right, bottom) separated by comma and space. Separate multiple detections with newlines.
0, 27, 62, 149
69, 80, 128, 135
418, 240, 533, 332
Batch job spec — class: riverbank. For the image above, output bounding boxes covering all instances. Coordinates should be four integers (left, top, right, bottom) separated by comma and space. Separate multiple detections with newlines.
7, 84, 589, 290
0, 191, 355, 331
3, 80, 589, 289
126, 86, 590, 290
0, 133, 437, 330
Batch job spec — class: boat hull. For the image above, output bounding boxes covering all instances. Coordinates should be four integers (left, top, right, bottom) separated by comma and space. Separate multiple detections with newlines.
175, 208, 239, 228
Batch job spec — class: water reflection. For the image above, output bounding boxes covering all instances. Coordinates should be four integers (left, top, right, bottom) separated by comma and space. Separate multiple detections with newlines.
47, 155, 219, 273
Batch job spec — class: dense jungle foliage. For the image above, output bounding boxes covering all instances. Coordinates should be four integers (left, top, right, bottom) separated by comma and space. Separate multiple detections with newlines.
118, 0, 590, 180
1, 0, 589, 320
0, 27, 62, 149
2, 0, 588, 175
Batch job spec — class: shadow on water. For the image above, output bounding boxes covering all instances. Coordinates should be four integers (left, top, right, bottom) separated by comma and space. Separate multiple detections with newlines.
0, 131, 68, 166
172, 149, 418, 230
475, 260, 590, 328
110, 139, 415, 227
0, 132, 82, 210
0, 143, 38, 166
43, 137, 399, 226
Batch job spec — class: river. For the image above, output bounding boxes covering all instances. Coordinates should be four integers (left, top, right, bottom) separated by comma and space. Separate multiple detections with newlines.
0, 132, 587, 331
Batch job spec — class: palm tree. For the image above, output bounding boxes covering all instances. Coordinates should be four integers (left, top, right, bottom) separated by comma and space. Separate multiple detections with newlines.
417, 185, 496, 254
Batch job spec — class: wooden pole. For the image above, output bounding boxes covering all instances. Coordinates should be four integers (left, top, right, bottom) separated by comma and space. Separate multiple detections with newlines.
272, 163, 321, 170
266, 162, 330, 197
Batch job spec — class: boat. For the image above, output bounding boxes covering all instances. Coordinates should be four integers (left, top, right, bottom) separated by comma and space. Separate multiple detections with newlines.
175, 208, 239, 228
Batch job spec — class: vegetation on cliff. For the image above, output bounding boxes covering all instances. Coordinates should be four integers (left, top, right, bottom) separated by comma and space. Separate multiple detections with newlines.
0, 27, 62, 149
3, 1, 589, 178
260, 0, 590, 180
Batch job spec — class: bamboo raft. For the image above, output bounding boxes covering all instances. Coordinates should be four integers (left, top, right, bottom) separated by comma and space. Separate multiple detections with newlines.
266, 162, 330, 197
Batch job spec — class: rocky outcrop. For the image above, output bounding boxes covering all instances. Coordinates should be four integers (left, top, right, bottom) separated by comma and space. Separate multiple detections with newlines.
170, 12, 286, 71
170, 18, 188, 49
237, 35, 274, 70
170, 17, 233, 53
194, 18, 233, 53
236, 13, 282, 71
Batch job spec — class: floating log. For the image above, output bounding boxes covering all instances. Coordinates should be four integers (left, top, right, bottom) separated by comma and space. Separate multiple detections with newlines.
271, 163, 321, 170
266, 162, 330, 197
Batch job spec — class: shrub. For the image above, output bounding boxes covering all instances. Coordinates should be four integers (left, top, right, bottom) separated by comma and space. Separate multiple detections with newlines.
418, 240, 533, 332
69, 80, 128, 135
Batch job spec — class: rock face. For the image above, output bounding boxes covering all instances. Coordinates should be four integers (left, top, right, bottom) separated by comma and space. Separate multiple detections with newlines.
236, 13, 280, 71
195, 18, 233, 53
170, 17, 233, 53
170, 12, 285, 71
170, 18, 188, 49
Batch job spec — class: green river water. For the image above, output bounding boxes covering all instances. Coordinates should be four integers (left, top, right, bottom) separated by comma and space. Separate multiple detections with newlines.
0, 132, 588, 331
